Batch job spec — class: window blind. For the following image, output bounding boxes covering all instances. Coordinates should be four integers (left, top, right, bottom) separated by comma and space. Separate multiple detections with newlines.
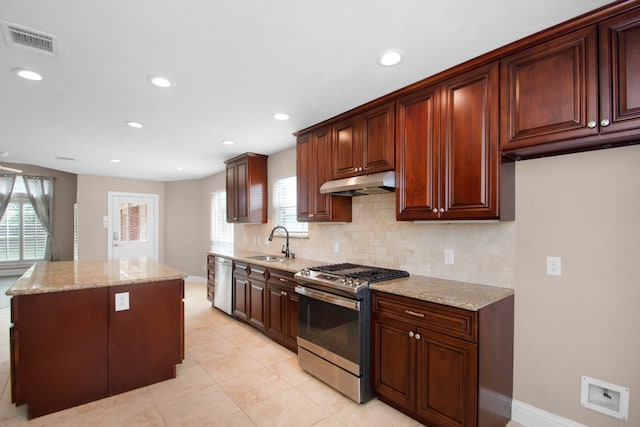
273, 176, 308, 237
211, 191, 233, 244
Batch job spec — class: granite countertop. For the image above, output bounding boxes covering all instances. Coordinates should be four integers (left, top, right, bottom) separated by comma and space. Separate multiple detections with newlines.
209, 248, 513, 311
369, 276, 513, 311
208, 247, 325, 273
6, 259, 188, 296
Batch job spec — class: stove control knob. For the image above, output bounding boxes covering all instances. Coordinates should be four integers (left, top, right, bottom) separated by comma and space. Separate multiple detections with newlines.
341, 277, 347, 284
347, 279, 353, 285
301, 268, 310, 276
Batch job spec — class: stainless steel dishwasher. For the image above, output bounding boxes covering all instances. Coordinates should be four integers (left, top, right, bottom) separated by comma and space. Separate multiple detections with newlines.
213, 256, 233, 315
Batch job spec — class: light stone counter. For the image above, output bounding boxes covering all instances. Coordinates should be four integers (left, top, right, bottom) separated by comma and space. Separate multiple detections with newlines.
209, 247, 513, 311
208, 247, 326, 273
6, 258, 188, 296
370, 276, 513, 311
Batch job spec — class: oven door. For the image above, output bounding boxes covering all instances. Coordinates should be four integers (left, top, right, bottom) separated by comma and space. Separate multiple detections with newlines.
295, 285, 362, 375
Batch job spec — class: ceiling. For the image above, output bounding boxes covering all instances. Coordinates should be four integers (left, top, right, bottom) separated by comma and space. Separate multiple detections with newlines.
0, 0, 613, 181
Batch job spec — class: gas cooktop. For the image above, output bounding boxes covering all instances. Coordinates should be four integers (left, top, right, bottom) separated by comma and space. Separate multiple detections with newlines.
295, 262, 409, 298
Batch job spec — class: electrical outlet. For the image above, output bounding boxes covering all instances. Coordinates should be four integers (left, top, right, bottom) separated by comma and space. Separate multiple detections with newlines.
333, 242, 339, 253
546, 256, 561, 276
115, 292, 130, 311
444, 249, 454, 265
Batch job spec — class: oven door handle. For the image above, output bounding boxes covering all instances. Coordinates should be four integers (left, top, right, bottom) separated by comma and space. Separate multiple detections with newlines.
295, 285, 361, 311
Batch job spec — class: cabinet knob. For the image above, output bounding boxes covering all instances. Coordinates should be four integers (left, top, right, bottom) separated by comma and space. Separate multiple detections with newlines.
408, 331, 415, 338
432, 208, 438, 214
587, 120, 597, 129
439, 208, 444, 214
415, 333, 421, 340
233, 217, 238, 220
281, 291, 287, 296
309, 214, 314, 218
601, 119, 610, 127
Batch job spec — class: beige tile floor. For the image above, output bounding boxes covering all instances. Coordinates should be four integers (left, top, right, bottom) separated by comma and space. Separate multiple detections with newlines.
0, 281, 525, 426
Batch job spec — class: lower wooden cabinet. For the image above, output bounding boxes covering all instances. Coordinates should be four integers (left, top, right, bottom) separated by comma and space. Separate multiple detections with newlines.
231, 261, 297, 352
265, 269, 298, 352
232, 262, 267, 331
372, 291, 514, 427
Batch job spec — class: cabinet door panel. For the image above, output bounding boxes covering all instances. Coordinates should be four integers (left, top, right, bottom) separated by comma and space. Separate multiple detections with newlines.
599, 10, 640, 134
332, 116, 359, 179
396, 86, 440, 220
442, 63, 499, 219
362, 102, 395, 174
236, 159, 248, 221
266, 284, 286, 340
286, 291, 298, 350
296, 133, 312, 219
313, 127, 332, 219
372, 316, 415, 412
501, 26, 598, 148
249, 280, 266, 330
416, 330, 477, 427
225, 165, 236, 222
232, 277, 248, 321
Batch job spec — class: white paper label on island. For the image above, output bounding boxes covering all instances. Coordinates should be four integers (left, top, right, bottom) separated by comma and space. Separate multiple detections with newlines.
115, 292, 130, 311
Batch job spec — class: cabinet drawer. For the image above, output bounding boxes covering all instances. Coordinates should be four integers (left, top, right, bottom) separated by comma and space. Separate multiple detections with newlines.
267, 268, 297, 288
207, 255, 216, 266
248, 264, 268, 281
234, 261, 250, 277
373, 292, 477, 342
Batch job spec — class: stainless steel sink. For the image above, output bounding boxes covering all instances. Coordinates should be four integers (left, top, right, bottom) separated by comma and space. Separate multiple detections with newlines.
247, 255, 284, 262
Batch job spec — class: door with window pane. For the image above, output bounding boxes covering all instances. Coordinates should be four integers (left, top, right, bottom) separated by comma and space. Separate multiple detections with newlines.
109, 193, 158, 260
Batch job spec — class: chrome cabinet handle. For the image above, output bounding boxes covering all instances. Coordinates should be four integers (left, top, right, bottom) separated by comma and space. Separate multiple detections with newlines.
415, 333, 421, 340
587, 120, 597, 129
405, 309, 425, 318
408, 331, 415, 338
601, 119, 610, 127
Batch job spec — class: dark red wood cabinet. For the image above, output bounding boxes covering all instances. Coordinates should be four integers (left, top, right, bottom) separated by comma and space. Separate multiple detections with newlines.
265, 268, 299, 352
232, 261, 267, 331
372, 291, 514, 427
331, 101, 395, 180
207, 254, 215, 302
396, 62, 511, 221
10, 279, 184, 419
225, 153, 268, 224
296, 129, 351, 222
501, 6, 640, 158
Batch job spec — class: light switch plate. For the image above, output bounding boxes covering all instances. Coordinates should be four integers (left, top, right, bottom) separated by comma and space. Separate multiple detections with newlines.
444, 249, 454, 265
115, 292, 130, 311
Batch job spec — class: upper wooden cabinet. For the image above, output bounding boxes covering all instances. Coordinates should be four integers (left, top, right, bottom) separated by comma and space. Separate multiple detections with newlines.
396, 62, 513, 221
331, 102, 395, 180
296, 129, 352, 222
225, 153, 268, 223
501, 6, 640, 158
598, 8, 640, 136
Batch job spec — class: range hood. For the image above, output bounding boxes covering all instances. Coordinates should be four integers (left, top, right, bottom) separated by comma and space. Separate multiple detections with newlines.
319, 171, 396, 196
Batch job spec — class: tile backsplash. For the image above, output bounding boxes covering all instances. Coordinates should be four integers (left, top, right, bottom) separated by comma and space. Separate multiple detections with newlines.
235, 193, 515, 288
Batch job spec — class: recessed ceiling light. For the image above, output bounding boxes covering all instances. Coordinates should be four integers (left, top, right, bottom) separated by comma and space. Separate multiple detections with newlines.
147, 75, 174, 88
273, 113, 290, 121
378, 51, 403, 67
126, 121, 144, 128
175, 167, 184, 171
13, 68, 43, 81
221, 140, 235, 145
110, 159, 121, 163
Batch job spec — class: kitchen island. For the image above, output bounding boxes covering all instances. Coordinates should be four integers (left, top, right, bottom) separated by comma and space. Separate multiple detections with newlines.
6, 258, 187, 419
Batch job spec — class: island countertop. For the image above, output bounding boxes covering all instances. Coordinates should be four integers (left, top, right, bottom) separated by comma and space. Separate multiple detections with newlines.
6, 258, 188, 296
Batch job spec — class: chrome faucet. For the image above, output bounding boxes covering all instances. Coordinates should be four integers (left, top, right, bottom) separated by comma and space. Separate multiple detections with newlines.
268, 225, 291, 258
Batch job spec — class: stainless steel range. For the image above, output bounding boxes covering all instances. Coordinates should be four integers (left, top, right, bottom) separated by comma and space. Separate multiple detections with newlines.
294, 263, 409, 403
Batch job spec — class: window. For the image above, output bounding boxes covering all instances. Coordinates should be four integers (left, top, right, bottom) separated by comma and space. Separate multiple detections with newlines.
211, 190, 233, 244
273, 176, 308, 238
0, 177, 48, 263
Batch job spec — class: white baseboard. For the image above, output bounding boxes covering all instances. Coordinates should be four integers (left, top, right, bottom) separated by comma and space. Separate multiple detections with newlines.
186, 275, 206, 283
512, 400, 587, 427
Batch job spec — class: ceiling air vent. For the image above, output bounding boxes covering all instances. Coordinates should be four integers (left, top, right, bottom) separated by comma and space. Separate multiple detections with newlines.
1, 21, 59, 58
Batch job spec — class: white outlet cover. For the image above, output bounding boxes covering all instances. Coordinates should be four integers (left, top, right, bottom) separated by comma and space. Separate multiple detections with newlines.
546, 256, 562, 276
444, 249, 454, 265
115, 292, 130, 311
